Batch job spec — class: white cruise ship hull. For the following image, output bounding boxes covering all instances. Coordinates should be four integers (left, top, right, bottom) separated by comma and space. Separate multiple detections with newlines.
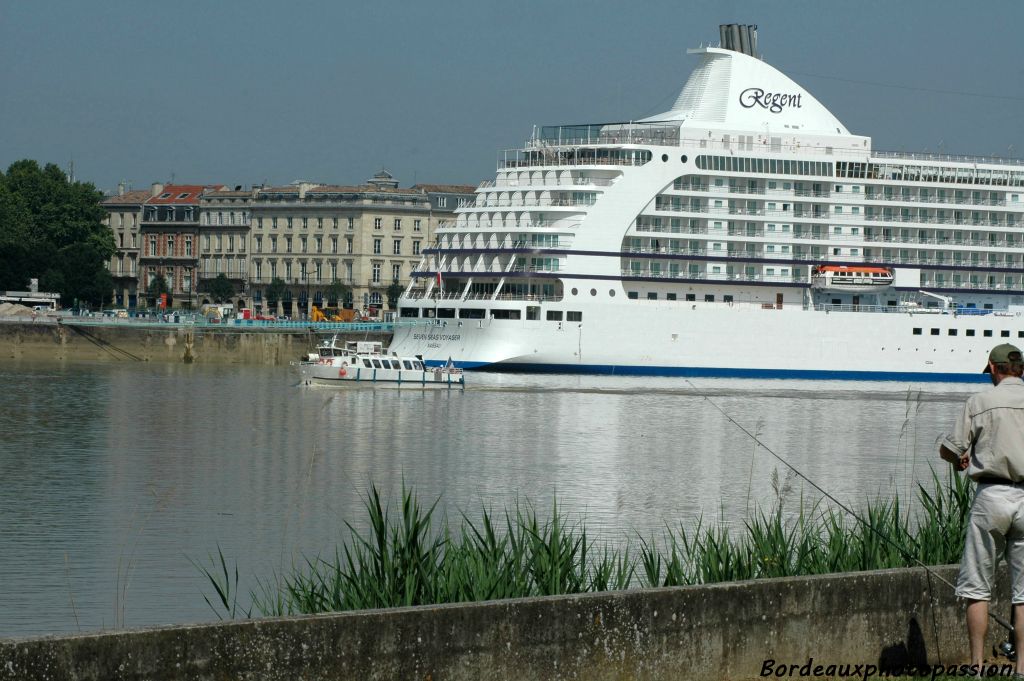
390, 303, 1020, 382
392, 25, 1024, 384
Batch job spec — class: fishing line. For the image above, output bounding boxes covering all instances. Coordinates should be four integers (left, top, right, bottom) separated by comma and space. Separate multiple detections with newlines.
684, 379, 1014, 633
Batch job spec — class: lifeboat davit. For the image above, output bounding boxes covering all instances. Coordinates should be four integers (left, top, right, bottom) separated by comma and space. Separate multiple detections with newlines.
811, 265, 894, 292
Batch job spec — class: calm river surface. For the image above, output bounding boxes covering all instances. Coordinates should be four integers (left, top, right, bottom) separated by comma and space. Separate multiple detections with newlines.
0, 359, 981, 637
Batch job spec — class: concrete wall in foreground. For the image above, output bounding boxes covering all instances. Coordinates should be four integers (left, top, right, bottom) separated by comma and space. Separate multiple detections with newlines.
0, 321, 390, 366
0, 565, 1009, 681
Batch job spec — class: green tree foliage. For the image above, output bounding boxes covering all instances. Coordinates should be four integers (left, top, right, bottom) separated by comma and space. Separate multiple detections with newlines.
0, 160, 114, 306
207, 273, 235, 303
265, 277, 288, 306
147, 273, 169, 297
386, 282, 405, 309
325, 279, 351, 307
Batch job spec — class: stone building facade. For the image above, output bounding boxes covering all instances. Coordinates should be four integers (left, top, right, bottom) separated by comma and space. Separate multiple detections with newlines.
197, 188, 253, 309
248, 171, 475, 317
101, 187, 150, 308
101, 173, 476, 314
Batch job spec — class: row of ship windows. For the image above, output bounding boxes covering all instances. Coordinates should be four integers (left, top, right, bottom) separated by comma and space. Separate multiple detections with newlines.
912, 328, 1020, 338
359, 358, 424, 371
400, 308, 583, 322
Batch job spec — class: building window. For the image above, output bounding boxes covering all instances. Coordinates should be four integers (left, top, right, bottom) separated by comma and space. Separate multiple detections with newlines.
167, 236, 174, 254
149, 236, 157, 255
394, 218, 401, 230
413, 241, 421, 255
300, 236, 307, 253
317, 217, 323, 230
315, 236, 322, 253
345, 261, 353, 282
315, 261, 322, 282
331, 236, 338, 253
414, 219, 421, 231
302, 217, 308, 230
393, 239, 401, 255
373, 239, 382, 254
372, 262, 381, 283
271, 236, 278, 253
348, 217, 354, 230
346, 237, 352, 254
374, 218, 382, 230
255, 262, 262, 280
227, 236, 234, 252
287, 217, 293, 229
438, 197, 447, 208
392, 263, 401, 281
286, 237, 293, 253
272, 217, 278, 229
185, 237, 192, 256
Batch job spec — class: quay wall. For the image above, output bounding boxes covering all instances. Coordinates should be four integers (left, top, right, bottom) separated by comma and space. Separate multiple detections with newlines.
0, 564, 1003, 681
0, 320, 391, 366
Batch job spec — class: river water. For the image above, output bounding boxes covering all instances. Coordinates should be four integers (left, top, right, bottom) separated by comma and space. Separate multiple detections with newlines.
0, 359, 980, 638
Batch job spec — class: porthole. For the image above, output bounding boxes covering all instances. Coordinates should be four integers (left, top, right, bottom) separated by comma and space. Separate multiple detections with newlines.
681, 155, 688, 163
661, 154, 669, 162
571, 288, 578, 296
590, 288, 597, 296
609, 289, 616, 297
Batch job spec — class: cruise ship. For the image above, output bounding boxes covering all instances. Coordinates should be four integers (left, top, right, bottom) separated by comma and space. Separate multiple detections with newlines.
389, 24, 1024, 382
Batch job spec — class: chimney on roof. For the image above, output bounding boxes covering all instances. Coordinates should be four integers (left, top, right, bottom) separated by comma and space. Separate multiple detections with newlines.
719, 24, 758, 58
117, 181, 126, 196
151, 182, 164, 197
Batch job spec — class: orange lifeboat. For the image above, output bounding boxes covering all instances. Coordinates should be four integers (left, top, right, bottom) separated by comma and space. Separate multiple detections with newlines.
811, 265, 893, 292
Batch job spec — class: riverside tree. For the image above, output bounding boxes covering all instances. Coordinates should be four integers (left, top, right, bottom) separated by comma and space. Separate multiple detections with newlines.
207, 273, 234, 303
0, 160, 114, 307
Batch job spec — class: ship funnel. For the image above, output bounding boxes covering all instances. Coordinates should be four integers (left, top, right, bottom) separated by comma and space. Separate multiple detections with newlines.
718, 23, 758, 58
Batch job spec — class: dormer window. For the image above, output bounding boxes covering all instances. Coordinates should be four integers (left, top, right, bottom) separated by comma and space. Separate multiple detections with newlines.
159, 193, 172, 199
176, 193, 190, 199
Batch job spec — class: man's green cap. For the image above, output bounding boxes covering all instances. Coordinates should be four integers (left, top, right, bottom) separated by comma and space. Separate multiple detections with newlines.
983, 343, 1023, 373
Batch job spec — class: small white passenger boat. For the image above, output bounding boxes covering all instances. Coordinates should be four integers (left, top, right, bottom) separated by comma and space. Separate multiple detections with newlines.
297, 337, 464, 389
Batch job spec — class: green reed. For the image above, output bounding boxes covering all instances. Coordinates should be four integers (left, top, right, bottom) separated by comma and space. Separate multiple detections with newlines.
196, 468, 975, 619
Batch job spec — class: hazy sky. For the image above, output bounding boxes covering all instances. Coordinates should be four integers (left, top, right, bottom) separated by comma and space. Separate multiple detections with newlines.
2, 1, 1023, 195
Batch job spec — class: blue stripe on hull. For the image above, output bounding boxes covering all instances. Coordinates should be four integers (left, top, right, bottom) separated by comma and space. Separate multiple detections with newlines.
422, 360, 986, 383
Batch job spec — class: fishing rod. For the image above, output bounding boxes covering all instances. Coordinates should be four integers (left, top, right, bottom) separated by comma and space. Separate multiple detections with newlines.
684, 379, 1015, 637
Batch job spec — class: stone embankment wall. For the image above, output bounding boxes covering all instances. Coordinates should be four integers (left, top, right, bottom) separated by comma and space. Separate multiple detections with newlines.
0, 321, 390, 366
0, 565, 1004, 681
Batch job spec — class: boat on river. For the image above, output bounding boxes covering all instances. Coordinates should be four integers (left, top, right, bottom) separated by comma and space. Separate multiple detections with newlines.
297, 337, 464, 389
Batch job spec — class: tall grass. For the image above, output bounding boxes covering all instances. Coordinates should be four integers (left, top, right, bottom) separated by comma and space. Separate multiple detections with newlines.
196, 469, 974, 619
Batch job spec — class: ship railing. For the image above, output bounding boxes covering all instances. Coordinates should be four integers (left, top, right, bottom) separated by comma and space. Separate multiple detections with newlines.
499, 156, 649, 170
620, 270, 804, 284
492, 293, 558, 302
872, 149, 1024, 168
509, 265, 561, 273
813, 303, 907, 314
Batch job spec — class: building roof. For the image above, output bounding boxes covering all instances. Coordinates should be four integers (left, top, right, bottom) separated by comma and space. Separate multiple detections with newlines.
101, 190, 152, 206
411, 183, 478, 194
146, 184, 223, 205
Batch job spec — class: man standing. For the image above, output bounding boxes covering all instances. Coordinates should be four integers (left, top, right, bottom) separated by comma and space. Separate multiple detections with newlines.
941, 343, 1024, 672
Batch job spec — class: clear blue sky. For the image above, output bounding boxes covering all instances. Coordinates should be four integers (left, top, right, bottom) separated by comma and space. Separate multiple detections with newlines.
2, 0, 1022, 195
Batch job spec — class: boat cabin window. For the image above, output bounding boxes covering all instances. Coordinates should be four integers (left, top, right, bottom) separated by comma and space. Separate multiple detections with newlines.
413, 361, 423, 370
930, 329, 940, 336
546, 310, 563, 321
363, 359, 372, 368
627, 292, 638, 300
647, 292, 658, 300
724, 295, 734, 303
966, 329, 975, 337
704, 294, 714, 302
566, 311, 582, 322
459, 308, 485, 319
948, 329, 957, 336
437, 308, 456, 318
1002, 331, 1011, 338
372, 359, 383, 368
491, 309, 521, 320
1019, 332, 1024, 338
984, 330, 993, 338
685, 294, 695, 302
390, 360, 401, 369
912, 328, 922, 335
667, 293, 677, 301
403, 360, 413, 369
